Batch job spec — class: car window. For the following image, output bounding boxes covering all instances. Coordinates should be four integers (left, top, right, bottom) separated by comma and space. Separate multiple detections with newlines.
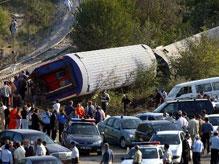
212, 82, 219, 91
138, 115, 148, 121
177, 86, 192, 97
121, 119, 141, 129
106, 118, 115, 127
112, 119, 121, 130
196, 83, 212, 93
13, 133, 23, 142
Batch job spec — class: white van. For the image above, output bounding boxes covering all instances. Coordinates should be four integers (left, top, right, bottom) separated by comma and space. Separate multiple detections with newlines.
166, 77, 219, 100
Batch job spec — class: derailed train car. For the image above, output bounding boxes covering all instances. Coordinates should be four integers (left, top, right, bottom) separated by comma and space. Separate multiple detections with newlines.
30, 44, 157, 101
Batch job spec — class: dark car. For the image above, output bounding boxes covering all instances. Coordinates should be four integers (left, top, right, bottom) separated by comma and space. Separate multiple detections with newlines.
153, 99, 214, 118
135, 120, 180, 141
18, 156, 62, 164
62, 118, 102, 155
0, 130, 72, 162
98, 116, 141, 148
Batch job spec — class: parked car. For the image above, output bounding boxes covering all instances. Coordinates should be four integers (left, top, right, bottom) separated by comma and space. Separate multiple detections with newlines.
0, 130, 71, 162
98, 116, 141, 148
153, 99, 214, 118
166, 77, 219, 100
121, 144, 164, 164
150, 131, 185, 163
207, 114, 219, 131
62, 118, 102, 155
18, 156, 62, 164
135, 120, 179, 142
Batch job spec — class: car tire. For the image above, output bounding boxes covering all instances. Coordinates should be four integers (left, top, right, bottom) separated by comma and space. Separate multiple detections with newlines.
120, 137, 126, 149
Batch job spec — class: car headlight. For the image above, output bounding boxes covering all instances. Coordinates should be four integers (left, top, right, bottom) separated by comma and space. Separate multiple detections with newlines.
93, 140, 102, 145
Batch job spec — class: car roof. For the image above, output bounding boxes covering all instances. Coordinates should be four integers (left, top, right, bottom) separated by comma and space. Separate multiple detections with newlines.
165, 99, 210, 103
111, 116, 139, 120
136, 112, 163, 116
23, 155, 58, 160
2, 129, 43, 135
156, 130, 183, 135
140, 120, 171, 125
207, 114, 219, 117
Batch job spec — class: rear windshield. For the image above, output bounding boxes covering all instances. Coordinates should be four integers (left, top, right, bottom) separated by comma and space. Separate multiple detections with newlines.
128, 148, 158, 159
68, 124, 99, 135
151, 134, 180, 145
153, 123, 179, 131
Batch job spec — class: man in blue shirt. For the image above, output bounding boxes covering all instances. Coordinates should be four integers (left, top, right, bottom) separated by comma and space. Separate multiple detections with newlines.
210, 131, 219, 164
201, 117, 214, 154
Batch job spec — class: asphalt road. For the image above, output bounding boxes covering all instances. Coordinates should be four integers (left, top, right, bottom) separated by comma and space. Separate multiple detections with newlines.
80, 145, 211, 164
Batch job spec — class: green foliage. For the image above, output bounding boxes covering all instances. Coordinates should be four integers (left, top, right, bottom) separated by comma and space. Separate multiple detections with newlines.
170, 36, 219, 80
72, 0, 138, 51
0, 7, 10, 36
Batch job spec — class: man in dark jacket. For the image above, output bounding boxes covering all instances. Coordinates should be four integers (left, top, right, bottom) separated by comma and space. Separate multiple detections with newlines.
95, 106, 104, 124
31, 109, 41, 130
182, 133, 191, 164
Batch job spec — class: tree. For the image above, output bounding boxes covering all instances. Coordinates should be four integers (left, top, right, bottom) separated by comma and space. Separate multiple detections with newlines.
170, 36, 219, 80
0, 7, 10, 36
72, 0, 138, 51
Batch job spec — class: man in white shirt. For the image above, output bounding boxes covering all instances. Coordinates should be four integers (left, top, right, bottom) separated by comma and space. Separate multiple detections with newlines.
14, 142, 26, 163
53, 100, 60, 113
176, 111, 188, 130
192, 135, 204, 164
35, 139, 46, 156
188, 115, 199, 140
71, 142, 79, 164
0, 144, 13, 164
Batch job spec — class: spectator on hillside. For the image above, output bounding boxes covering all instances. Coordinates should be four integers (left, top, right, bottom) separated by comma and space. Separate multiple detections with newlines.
75, 103, 85, 118
1, 81, 11, 107
0, 101, 6, 129
9, 108, 17, 129
101, 90, 110, 113
121, 94, 131, 116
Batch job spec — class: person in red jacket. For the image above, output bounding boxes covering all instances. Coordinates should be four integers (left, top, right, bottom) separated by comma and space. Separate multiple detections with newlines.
75, 103, 85, 118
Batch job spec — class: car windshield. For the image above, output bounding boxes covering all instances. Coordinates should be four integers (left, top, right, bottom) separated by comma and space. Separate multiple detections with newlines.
128, 148, 158, 159
153, 102, 167, 113
153, 123, 179, 131
208, 117, 219, 126
121, 119, 141, 129
68, 124, 99, 135
151, 134, 180, 145
24, 133, 54, 145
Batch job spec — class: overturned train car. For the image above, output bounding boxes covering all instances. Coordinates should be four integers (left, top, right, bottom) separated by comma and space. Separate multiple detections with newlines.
30, 44, 158, 101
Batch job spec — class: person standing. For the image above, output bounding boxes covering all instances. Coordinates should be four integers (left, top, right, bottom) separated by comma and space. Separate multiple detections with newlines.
101, 90, 110, 113
192, 135, 204, 164
50, 110, 58, 141
31, 109, 41, 131
201, 117, 214, 154
21, 106, 28, 129
8, 108, 17, 129
210, 131, 219, 164
176, 111, 188, 130
23, 139, 34, 157
1, 144, 13, 164
75, 103, 85, 118
188, 115, 199, 140
100, 143, 113, 164
94, 106, 104, 124
35, 138, 46, 156
182, 133, 191, 164
133, 145, 142, 164
0, 102, 6, 129
121, 94, 131, 116
65, 100, 74, 116
53, 100, 60, 113
1, 81, 11, 107
86, 101, 95, 118
14, 142, 26, 163
41, 109, 51, 136
71, 142, 79, 164
57, 109, 67, 142
163, 144, 173, 164
16, 108, 22, 129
